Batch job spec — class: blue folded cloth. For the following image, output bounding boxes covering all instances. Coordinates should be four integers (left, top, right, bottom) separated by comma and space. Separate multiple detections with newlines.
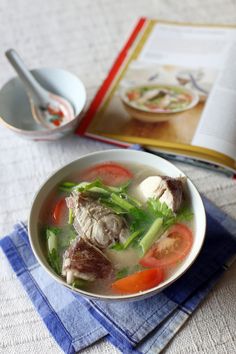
1, 197, 236, 354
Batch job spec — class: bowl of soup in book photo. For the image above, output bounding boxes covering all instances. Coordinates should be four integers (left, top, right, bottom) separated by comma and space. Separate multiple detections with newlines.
28, 150, 206, 301
120, 84, 199, 122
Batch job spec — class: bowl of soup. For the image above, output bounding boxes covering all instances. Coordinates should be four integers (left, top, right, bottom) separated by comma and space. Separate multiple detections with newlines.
28, 150, 206, 301
120, 84, 199, 122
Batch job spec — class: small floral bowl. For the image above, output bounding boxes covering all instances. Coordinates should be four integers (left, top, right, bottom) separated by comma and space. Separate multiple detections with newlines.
0, 68, 86, 140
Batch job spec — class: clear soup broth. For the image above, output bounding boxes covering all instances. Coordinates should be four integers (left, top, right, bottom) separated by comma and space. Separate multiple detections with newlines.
40, 161, 194, 295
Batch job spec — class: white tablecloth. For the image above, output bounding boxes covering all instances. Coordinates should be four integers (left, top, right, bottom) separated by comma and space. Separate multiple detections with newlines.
0, 1, 236, 353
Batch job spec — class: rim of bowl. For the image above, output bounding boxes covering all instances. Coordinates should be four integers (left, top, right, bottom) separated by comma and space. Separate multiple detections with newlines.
28, 149, 206, 300
0, 67, 87, 134
120, 83, 199, 114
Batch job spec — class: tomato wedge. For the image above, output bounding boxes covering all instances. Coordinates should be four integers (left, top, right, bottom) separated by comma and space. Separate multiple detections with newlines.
127, 91, 140, 101
53, 198, 66, 224
140, 224, 193, 269
80, 162, 133, 186
111, 268, 164, 294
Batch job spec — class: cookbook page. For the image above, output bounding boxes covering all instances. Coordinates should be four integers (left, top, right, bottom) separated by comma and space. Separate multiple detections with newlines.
192, 46, 236, 160
84, 20, 236, 163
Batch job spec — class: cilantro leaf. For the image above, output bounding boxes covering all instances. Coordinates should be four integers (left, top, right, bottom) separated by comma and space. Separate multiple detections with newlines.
115, 267, 130, 280
48, 248, 61, 275
46, 226, 61, 239
175, 206, 194, 223
147, 197, 193, 230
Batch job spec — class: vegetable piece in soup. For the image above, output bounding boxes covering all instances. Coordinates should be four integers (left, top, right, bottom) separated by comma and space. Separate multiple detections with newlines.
125, 85, 193, 112
43, 162, 194, 295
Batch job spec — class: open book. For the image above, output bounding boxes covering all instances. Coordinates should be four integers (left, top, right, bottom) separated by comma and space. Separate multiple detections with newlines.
77, 18, 236, 176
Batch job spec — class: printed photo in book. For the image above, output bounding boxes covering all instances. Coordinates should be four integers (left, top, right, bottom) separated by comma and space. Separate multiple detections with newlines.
77, 19, 236, 174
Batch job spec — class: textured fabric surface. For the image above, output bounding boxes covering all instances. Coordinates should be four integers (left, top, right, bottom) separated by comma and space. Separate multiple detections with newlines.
1, 199, 236, 354
0, 0, 236, 353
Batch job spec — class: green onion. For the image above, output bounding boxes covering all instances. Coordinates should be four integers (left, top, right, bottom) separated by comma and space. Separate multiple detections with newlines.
59, 179, 130, 195
109, 243, 124, 251
46, 229, 58, 253
83, 180, 130, 195
109, 230, 143, 251
59, 182, 77, 192
68, 208, 74, 224
122, 193, 142, 208
61, 182, 77, 187
46, 228, 61, 274
110, 193, 134, 211
75, 180, 110, 195
123, 230, 142, 249
139, 218, 163, 255
99, 198, 128, 214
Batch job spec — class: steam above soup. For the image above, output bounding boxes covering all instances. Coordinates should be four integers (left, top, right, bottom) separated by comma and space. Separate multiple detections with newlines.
43, 162, 194, 295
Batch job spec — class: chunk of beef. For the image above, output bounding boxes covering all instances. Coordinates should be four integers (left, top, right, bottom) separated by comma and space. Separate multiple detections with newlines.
62, 237, 112, 284
139, 175, 185, 212
66, 192, 129, 249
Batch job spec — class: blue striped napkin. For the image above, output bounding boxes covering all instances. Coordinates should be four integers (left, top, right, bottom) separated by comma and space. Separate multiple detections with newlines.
1, 197, 236, 354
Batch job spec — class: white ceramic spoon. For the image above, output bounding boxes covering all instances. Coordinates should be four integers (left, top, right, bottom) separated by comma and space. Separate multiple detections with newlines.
5, 49, 74, 129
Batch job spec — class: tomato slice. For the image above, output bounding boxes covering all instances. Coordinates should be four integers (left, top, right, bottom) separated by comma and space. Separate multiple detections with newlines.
53, 198, 66, 224
52, 119, 61, 126
127, 91, 140, 101
80, 162, 133, 186
140, 224, 193, 269
111, 268, 164, 294
47, 105, 62, 117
